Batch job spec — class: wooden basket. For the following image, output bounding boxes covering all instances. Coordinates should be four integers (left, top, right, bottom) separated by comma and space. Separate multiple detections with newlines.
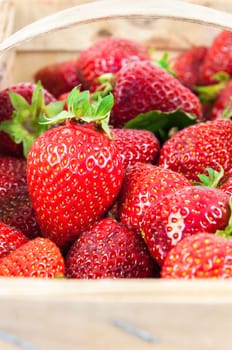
1, 1, 232, 350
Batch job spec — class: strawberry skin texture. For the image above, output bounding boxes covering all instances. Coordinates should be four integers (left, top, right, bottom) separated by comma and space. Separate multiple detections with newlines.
199, 31, 232, 85
76, 36, 150, 91
161, 233, 232, 279
172, 46, 208, 90
112, 128, 160, 169
34, 60, 82, 98
0, 186, 41, 239
0, 83, 56, 157
26, 122, 124, 248
65, 218, 159, 279
0, 157, 27, 198
141, 186, 230, 266
0, 221, 28, 259
0, 237, 65, 278
158, 119, 232, 182
210, 81, 232, 120
220, 176, 232, 196
118, 163, 191, 232
110, 60, 202, 128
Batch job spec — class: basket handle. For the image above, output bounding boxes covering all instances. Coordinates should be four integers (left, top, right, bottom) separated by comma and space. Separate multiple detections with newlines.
0, 0, 232, 52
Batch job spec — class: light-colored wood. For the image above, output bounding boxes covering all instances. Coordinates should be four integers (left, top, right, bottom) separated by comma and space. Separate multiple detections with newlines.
1, 279, 232, 350
1, 0, 232, 53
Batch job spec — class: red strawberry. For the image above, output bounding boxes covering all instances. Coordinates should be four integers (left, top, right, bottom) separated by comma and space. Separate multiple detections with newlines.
172, 46, 208, 90
34, 60, 82, 98
112, 128, 160, 169
65, 218, 159, 279
0, 186, 41, 239
0, 221, 28, 259
158, 119, 232, 183
220, 177, 232, 196
0, 237, 65, 278
199, 30, 232, 85
161, 233, 232, 279
210, 81, 232, 120
110, 60, 202, 128
141, 186, 230, 266
0, 157, 27, 198
76, 36, 150, 91
0, 82, 64, 159
118, 163, 191, 232
26, 89, 124, 248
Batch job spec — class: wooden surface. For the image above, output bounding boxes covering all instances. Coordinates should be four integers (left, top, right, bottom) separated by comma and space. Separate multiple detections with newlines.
1, 279, 232, 350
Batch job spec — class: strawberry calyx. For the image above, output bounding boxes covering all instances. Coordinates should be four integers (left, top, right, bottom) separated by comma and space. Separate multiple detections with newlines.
0, 81, 64, 157
216, 196, 232, 238
154, 52, 177, 77
41, 87, 114, 139
194, 164, 224, 187
194, 71, 230, 104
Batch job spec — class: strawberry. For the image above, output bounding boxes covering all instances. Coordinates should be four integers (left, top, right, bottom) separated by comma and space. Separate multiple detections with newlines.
111, 128, 160, 169
0, 186, 41, 239
199, 30, 232, 85
34, 60, 82, 98
0, 221, 28, 259
118, 162, 191, 232
65, 218, 159, 279
110, 60, 202, 128
0, 82, 63, 158
26, 89, 124, 248
161, 221, 232, 279
141, 186, 230, 266
0, 237, 65, 278
158, 119, 232, 183
220, 177, 232, 196
210, 81, 232, 120
0, 156, 27, 198
172, 46, 208, 90
76, 36, 150, 92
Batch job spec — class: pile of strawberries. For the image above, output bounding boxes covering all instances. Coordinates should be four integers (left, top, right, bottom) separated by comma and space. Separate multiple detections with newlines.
0, 31, 232, 279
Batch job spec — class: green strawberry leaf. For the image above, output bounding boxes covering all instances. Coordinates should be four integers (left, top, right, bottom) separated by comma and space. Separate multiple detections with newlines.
95, 93, 114, 117
8, 91, 30, 112
124, 109, 197, 143
155, 52, 177, 77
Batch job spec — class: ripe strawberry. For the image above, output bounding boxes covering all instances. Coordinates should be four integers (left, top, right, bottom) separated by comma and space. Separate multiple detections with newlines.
161, 233, 232, 279
111, 128, 160, 169
172, 46, 208, 90
0, 221, 28, 259
141, 186, 230, 266
0, 186, 41, 239
199, 30, 232, 85
220, 177, 232, 196
210, 81, 232, 120
110, 60, 202, 128
0, 156, 27, 198
34, 60, 82, 98
76, 36, 150, 91
118, 162, 191, 232
65, 218, 159, 279
0, 82, 62, 158
158, 119, 232, 182
0, 237, 65, 278
26, 89, 124, 248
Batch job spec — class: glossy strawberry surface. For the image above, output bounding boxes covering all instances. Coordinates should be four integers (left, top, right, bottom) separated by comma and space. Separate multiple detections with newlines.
173, 46, 208, 90
34, 60, 82, 98
27, 121, 124, 248
158, 119, 232, 182
141, 186, 230, 266
0, 237, 65, 278
0, 221, 28, 259
161, 233, 232, 279
112, 128, 160, 169
199, 31, 232, 85
110, 60, 202, 127
65, 218, 159, 279
0, 157, 27, 198
210, 81, 232, 120
118, 163, 191, 232
76, 36, 149, 91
